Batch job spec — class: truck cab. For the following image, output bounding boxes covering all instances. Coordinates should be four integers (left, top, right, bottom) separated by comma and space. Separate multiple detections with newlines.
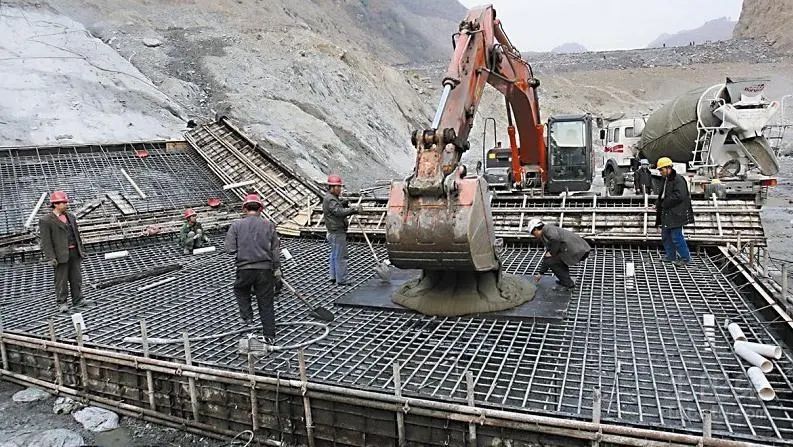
546, 114, 594, 193
600, 118, 644, 195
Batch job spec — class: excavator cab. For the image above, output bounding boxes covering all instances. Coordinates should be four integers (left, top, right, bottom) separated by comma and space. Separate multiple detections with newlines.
546, 114, 593, 193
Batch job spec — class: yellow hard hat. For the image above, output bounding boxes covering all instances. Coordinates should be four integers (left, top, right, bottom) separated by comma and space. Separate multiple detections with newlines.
656, 157, 673, 169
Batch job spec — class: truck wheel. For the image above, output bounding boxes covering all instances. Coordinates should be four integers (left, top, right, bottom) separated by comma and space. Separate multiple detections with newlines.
606, 171, 624, 196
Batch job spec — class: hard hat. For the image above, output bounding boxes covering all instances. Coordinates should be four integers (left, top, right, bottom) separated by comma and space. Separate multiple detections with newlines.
242, 193, 264, 210
327, 174, 344, 186
49, 191, 69, 205
183, 208, 197, 219
640, 159, 650, 165
207, 198, 221, 208
526, 218, 544, 232
656, 157, 673, 169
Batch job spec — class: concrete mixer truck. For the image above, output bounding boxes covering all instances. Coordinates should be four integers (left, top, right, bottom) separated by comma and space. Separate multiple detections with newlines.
600, 77, 780, 202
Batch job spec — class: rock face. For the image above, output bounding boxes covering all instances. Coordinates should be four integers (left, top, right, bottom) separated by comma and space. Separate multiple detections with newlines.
735, 0, 793, 53
648, 17, 736, 48
11, 387, 50, 403
73, 406, 120, 432
551, 42, 587, 54
0, 429, 85, 447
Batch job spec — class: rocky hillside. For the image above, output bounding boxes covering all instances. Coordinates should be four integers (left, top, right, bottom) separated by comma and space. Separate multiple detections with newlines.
33, 0, 466, 188
648, 17, 736, 48
551, 43, 587, 54
735, 0, 793, 53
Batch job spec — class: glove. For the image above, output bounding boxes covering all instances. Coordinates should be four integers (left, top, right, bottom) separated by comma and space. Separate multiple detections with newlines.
196, 229, 203, 235
49, 258, 58, 268
341, 199, 350, 207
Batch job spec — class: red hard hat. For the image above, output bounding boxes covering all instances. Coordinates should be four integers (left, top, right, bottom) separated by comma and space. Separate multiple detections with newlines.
242, 193, 264, 210
183, 208, 197, 219
327, 174, 343, 186
49, 191, 69, 205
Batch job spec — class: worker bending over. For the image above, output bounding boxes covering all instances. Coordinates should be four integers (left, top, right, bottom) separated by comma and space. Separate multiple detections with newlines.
655, 157, 694, 267
179, 208, 208, 254
225, 193, 281, 344
528, 218, 591, 290
39, 191, 91, 312
323, 174, 361, 285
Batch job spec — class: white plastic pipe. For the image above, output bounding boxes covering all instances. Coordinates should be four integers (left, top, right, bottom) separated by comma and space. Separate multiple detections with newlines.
192, 246, 216, 255
625, 262, 635, 277
120, 168, 147, 199
281, 248, 293, 261
137, 277, 177, 292
727, 323, 747, 342
734, 341, 773, 373
222, 179, 256, 190
104, 250, 129, 260
23, 192, 48, 229
738, 341, 782, 360
747, 367, 776, 401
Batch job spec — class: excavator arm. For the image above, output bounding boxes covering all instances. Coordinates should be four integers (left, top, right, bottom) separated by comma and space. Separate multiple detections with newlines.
386, 4, 544, 272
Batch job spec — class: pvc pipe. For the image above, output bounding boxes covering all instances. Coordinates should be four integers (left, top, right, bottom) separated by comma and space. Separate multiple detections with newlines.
192, 246, 216, 255
734, 341, 773, 373
222, 179, 256, 190
281, 248, 293, 261
120, 168, 147, 199
104, 250, 129, 260
727, 323, 746, 342
23, 192, 47, 229
738, 341, 782, 360
625, 262, 634, 277
747, 367, 776, 401
136, 277, 177, 292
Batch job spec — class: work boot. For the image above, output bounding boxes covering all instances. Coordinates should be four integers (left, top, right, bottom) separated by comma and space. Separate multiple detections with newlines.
241, 317, 254, 326
73, 298, 94, 307
183, 248, 192, 255
674, 259, 690, 268
58, 303, 69, 313
328, 278, 336, 284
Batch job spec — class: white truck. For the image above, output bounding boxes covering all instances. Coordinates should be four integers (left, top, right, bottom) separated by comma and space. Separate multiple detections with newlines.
600, 78, 780, 201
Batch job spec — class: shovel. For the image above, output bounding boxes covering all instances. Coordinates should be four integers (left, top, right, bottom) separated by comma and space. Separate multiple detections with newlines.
280, 277, 335, 322
352, 196, 392, 282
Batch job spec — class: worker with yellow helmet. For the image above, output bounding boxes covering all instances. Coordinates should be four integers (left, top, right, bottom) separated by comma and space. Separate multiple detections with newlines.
654, 157, 694, 266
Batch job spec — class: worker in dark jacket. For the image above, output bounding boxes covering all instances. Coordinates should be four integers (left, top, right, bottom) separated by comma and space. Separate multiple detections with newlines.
634, 159, 653, 195
655, 157, 694, 267
225, 193, 281, 344
528, 218, 591, 289
179, 208, 208, 254
322, 174, 361, 285
39, 191, 90, 312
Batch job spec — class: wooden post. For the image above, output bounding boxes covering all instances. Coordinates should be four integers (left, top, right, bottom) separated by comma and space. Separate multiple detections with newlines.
592, 386, 602, 447
298, 349, 316, 447
749, 243, 755, 269
782, 264, 790, 304
0, 315, 8, 371
702, 410, 712, 439
466, 371, 477, 445
393, 362, 407, 447
183, 332, 200, 422
140, 321, 156, 411
248, 353, 259, 431
48, 320, 63, 386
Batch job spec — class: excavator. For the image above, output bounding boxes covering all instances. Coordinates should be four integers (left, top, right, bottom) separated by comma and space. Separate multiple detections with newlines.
384, 4, 543, 313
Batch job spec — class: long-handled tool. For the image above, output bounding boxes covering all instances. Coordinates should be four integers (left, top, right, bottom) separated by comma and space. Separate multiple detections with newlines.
280, 277, 335, 322
352, 196, 391, 282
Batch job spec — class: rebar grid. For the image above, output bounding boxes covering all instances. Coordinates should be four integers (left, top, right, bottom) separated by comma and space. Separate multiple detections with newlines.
1, 237, 792, 443
0, 143, 233, 235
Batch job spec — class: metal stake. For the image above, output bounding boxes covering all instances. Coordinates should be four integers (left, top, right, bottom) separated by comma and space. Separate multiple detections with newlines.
248, 353, 259, 431
749, 243, 755, 269
183, 332, 201, 422
298, 349, 316, 447
393, 362, 407, 447
466, 371, 477, 445
783, 264, 790, 304
48, 320, 63, 387
140, 321, 156, 411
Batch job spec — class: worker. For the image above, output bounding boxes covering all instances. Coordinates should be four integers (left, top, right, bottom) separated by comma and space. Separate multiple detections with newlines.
634, 159, 653, 195
655, 157, 694, 267
323, 174, 361, 285
179, 208, 208, 254
39, 191, 90, 312
528, 218, 591, 290
224, 193, 281, 344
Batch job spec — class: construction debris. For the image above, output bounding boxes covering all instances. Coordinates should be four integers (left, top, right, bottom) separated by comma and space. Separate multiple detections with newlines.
53, 397, 81, 415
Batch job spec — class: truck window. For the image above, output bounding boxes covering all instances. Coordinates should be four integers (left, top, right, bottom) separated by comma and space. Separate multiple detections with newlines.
613, 128, 620, 143
625, 127, 634, 138
548, 120, 588, 181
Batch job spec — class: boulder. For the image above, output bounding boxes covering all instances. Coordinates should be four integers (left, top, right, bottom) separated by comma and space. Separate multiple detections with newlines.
73, 406, 120, 432
142, 38, 162, 47
0, 429, 84, 447
12, 387, 50, 403
53, 397, 81, 415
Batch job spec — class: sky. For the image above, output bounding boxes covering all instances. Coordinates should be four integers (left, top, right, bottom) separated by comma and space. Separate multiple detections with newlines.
457, 0, 743, 51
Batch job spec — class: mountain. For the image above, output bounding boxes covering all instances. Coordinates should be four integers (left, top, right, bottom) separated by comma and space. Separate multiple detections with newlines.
647, 17, 736, 48
735, 0, 793, 54
551, 42, 587, 54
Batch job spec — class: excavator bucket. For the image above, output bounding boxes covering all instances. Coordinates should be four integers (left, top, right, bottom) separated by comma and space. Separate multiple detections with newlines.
385, 176, 500, 272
